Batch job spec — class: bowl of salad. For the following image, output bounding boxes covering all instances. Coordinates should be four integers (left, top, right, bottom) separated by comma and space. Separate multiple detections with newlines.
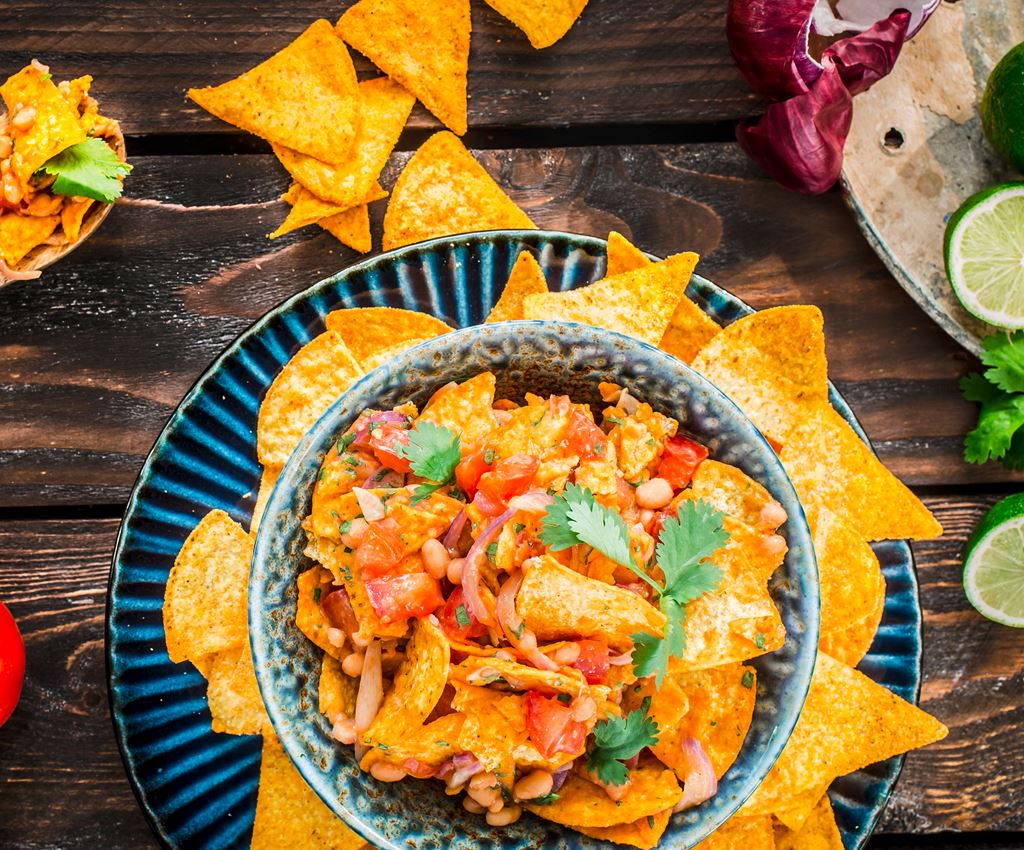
249, 319, 819, 850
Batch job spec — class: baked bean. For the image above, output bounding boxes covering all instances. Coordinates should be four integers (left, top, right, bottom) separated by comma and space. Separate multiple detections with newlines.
331, 717, 356, 745
342, 651, 365, 677
462, 797, 486, 814
11, 107, 36, 131
759, 501, 788, 529
421, 538, 450, 580
635, 477, 673, 510
447, 557, 465, 584
553, 643, 581, 665
486, 805, 522, 826
3, 173, 21, 205
513, 769, 553, 800
369, 761, 407, 782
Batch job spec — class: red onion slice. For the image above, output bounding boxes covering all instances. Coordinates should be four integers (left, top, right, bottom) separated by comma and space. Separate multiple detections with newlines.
442, 509, 469, 553
354, 640, 384, 754
495, 570, 559, 671
353, 487, 387, 521
460, 508, 515, 626
673, 736, 718, 812
507, 489, 554, 515
0, 259, 41, 281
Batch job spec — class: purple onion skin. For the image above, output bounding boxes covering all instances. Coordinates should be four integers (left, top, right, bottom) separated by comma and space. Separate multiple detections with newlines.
550, 764, 571, 793
830, 10, 910, 95
727, 0, 819, 99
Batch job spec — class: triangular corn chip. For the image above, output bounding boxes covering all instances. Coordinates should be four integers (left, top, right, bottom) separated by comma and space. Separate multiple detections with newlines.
188, 20, 361, 165
319, 203, 372, 253
741, 653, 947, 815
257, 329, 363, 466
359, 336, 434, 371
273, 76, 415, 207
693, 816, 775, 850
269, 181, 385, 239
417, 370, 497, 446
61, 198, 93, 244
325, 306, 452, 367
250, 464, 280, 534
337, 0, 470, 135
522, 252, 698, 346
776, 793, 843, 850
383, 132, 534, 250
484, 0, 588, 48
318, 653, 358, 721
486, 251, 548, 322
772, 784, 831, 831
295, 567, 346, 661
575, 808, 671, 850
0, 212, 60, 266
606, 230, 649, 276
206, 642, 268, 735
163, 510, 252, 663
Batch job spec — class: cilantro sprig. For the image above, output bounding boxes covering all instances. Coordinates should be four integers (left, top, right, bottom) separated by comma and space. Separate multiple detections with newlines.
960, 332, 1024, 469
586, 697, 660, 786
397, 421, 461, 503
38, 137, 132, 204
540, 483, 641, 578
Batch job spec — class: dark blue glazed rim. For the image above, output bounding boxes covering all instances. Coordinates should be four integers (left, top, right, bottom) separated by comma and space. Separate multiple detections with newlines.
107, 230, 921, 850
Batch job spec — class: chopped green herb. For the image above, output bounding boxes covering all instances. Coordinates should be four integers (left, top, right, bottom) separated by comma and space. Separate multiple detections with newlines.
337, 433, 356, 453
378, 743, 390, 751
510, 621, 525, 639
755, 632, 766, 649
312, 587, 322, 604
586, 697, 660, 786
318, 467, 327, 481
435, 741, 449, 747
486, 542, 498, 562
513, 523, 525, 534
396, 421, 461, 483
455, 604, 471, 629
42, 72, 52, 81
339, 520, 353, 535
343, 546, 353, 555
646, 438, 655, 447
647, 816, 656, 828
556, 693, 572, 704
345, 455, 362, 467
533, 411, 547, 428
484, 448, 496, 465
37, 137, 132, 203
741, 671, 754, 689
530, 792, 560, 805
594, 442, 605, 455
341, 565, 353, 581
605, 416, 624, 427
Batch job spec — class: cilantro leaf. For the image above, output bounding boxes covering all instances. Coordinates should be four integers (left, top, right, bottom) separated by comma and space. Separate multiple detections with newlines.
656, 500, 727, 602
540, 483, 599, 552
38, 137, 132, 203
410, 481, 446, 505
981, 332, 1024, 394
586, 696, 660, 786
631, 627, 674, 685
961, 377, 1024, 464
566, 494, 636, 570
397, 421, 461, 483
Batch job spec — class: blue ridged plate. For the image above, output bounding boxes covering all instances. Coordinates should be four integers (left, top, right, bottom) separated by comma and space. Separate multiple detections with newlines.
107, 230, 921, 850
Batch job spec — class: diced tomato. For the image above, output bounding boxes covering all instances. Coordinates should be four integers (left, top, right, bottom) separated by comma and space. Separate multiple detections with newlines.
354, 518, 406, 578
472, 489, 507, 517
369, 423, 412, 473
524, 691, 587, 759
565, 409, 608, 460
364, 573, 444, 623
476, 454, 539, 504
657, 435, 709, 489
572, 639, 610, 684
440, 586, 487, 641
455, 447, 494, 498
321, 588, 360, 635
650, 511, 668, 543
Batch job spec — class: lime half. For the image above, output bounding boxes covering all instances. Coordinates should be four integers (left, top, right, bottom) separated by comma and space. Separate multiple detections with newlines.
944, 183, 1024, 329
963, 493, 1024, 627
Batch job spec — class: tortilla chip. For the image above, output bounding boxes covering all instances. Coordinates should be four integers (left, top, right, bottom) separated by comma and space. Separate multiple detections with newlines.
418, 371, 498, 447
517, 555, 665, 650
606, 230, 649, 276
522, 252, 698, 346
385, 488, 465, 552
452, 684, 528, 784
206, 642, 268, 735
325, 307, 453, 369
811, 506, 885, 666
361, 713, 466, 771
689, 460, 779, 531
250, 465, 280, 534
322, 544, 410, 643
451, 655, 597, 699
382, 131, 534, 250
321, 204, 373, 253
257, 329, 364, 467
0, 212, 60, 266
575, 808, 672, 850
771, 784, 830, 832
622, 675, 690, 746
527, 761, 681, 827
188, 20, 361, 165
295, 567, 346, 661
693, 816, 776, 850
337, 0, 470, 135
273, 76, 415, 207
486, 250, 548, 322
269, 181, 385, 239
318, 652, 359, 720
742, 653, 947, 816
1, 66, 87, 185
251, 729, 368, 850
775, 793, 843, 850
163, 510, 252, 663
483, 0, 587, 48
358, 337, 433, 371
60, 199, 93, 244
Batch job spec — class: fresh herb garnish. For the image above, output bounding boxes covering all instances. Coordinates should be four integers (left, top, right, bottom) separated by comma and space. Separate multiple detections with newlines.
531, 792, 560, 805
37, 137, 132, 203
455, 604, 471, 629
586, 697, 660, 786
337, 433, 356, 453
312, 587, 322, 604
484, 448, 495, 465
339, 520, 353, 535
755, 632, 766, 649
647, 816, 656, 828
741, 671, 754, 689
605, 416, 624, 427
486, 542, 498, 562
540, 483, 637, 572
410, 481, 446, 505
397, 421, 461, 482
960, 332, 1024, 468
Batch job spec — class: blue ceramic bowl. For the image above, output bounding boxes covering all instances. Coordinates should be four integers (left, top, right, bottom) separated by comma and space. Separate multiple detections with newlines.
249, 320, 820, 850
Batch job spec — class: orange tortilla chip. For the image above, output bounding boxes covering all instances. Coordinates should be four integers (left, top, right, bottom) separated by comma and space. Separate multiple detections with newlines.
273, 76, 415, 207
206, 642, 268, 735
188, 20, 361, 165
318, 652, 358, 720
575, 808, 672, 850
385, 488, 464, 552
451, 655, 599, 700
693, 815, 775, 850
257, 329, 364, 467
382, 132, 534, 250
325, 307, 452, 369
418, 371, 498, 447
771, 784, 830, 831
269, 181, 385, 239
623, 675, 689, 743
295, 567, 346, 661
251, 730, 368, 850
776, 793, 843, 850
517, 555, 666, 650
360, 337, 434, 371
319, 204, 372, 253
250, 465, 280, 534
742, 653, 947, 816
486, 251, 548, 322
483, 0, 588, 48
689, 460, 779, 531
163, 510, 252, 663
361, 713, 465, 771
452, 684, 531, 785
61, 198, 93, 244
0, 212, 60, 266
606, 230, 649, 276
522, 252, 698, 346
337, 0, 470, 135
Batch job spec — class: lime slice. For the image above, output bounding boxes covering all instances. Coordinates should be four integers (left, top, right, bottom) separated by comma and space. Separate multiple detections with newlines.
963, 493, 1024, 627
944, 183, 1024, 329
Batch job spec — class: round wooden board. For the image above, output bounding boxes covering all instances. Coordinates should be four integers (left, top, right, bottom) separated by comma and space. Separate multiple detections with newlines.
841, 1, 1024, 355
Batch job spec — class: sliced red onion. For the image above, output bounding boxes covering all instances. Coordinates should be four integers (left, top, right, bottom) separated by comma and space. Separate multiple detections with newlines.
495, 570, 558, 671
550, 764, 571, 793
0, 259, 41, 281
354, 640, 383, 742
507, 489, 554, 515
835, 0, 938, 39
321, 588, 360, 636
618, 389, 640, 416
673, 736, 718, 812
460, 508, 515, 626
443, 753, 484, 788
442, 509, 469, 554
353, 487, 387, 521
607, 649, 634, 667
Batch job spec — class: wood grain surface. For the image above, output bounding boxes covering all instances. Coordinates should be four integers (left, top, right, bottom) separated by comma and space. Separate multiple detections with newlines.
0, 143, 1002, 509
0, 497, 1019, 848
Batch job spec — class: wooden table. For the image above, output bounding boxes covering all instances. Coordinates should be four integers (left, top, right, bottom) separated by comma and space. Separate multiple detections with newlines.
0, 2, 1020, 847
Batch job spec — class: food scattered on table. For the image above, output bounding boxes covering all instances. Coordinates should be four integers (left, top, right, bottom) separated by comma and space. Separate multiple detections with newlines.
482, 0, 589, 50
164, 233, 946, 848
0, 60, 130, 280
962, 492, 1024, 629
0, 600, 25, 728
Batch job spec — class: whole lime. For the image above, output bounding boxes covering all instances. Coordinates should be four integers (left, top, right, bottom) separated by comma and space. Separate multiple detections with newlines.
982, 42, 1024, 173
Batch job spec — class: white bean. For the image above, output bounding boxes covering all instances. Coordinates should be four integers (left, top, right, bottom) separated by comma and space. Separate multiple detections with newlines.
462, 797, 486, 814
342, 651, 365, 677
635, 477, 673, 510
447, 557, 465, 584
421, 538, 450, 580
486, 805, 522, 826
553, 643, 581, 665
331, 717, 356, 744
513, 769, 553, 801
369, 761, 407, 782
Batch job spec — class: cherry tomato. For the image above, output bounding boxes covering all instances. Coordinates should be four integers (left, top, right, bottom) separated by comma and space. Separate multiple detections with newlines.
564, 410, 608, 460
369, 423, 412, 473
572, 639, 610, 684
364, 573, 444, 623
476, 454, 539, 504
657, 435, 709, 489
0, 602, 25, 728
439, 587, 487, 641
354, 519, 406, 578
454, 447, 494, 498
524, 691, 587, 759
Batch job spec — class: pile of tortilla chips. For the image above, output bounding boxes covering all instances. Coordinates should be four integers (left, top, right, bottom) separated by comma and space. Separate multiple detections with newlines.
164, 229, 946, 849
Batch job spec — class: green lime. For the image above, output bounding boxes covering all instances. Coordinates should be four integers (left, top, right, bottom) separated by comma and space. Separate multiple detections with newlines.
963, 493, 1024, 627
944, 182, 1024, 328
981, 42, 1024, 173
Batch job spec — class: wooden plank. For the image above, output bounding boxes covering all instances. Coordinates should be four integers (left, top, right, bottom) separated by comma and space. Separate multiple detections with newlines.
0, 498, 1021, 848
1, 0, 760, 136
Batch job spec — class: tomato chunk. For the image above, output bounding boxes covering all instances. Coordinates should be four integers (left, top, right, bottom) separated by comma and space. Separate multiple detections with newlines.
657, 435, 709, 489
524, 691, 587, 759
369, 422, 412, 473
364, 573, 444, 624
572, 639, 610, 684
565, 409, 608, 460
439, 587, 487, 641
0, 602, 24, 728
455, 447, 494, 498
355, 518, 406, 578
476, 454, 539, 504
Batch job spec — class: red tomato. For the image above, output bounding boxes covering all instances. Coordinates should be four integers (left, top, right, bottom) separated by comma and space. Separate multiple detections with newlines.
354, 519, 406, 578
524, 691, 587, 759
565, 410, 608, 460
440, 587, 487, 641
369, 423, 412, 473
476, 454, 539, 504
455, 447, 494, 498
572, 639, 610, 684
0, 602, 25, 728
364, 573, 444, 623
657, 435, 709, 489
